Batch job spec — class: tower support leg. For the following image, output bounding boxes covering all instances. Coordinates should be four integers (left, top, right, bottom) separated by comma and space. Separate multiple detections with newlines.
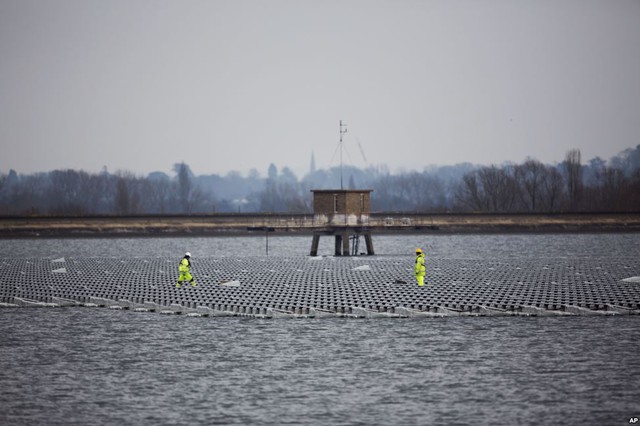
342, 231, 350, 256
310, 234, 320, 256
364, 232, 375, 255
334, 234, 342, 256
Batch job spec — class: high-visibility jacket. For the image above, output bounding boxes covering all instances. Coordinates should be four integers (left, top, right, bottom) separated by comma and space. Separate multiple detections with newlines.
414, 253, 425, 276
179, 258, 190, 273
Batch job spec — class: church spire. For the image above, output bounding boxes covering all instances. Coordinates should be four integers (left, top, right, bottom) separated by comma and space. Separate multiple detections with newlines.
310, 150, 316, 175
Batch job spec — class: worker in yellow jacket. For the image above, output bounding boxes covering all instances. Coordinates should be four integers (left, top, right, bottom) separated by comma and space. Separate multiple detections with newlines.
176, 252, 196, 288
414, 248, 426, 287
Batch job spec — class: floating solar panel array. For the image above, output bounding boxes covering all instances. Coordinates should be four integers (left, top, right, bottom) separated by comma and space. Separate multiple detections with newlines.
1, 256, 639, 318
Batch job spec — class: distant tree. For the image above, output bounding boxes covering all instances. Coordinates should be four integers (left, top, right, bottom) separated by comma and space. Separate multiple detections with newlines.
599, 167, 627, 211
5, 170, 19, 187
563, 149, 582, 211
11, 174, 45, 214
259, 178, 307, 213
2, 145, 640, 215
584, 165, 629, 212
267, 163, 278, 180
628, 169, 640, 211
611, 144, 640, 177
348, 174, 356, 189
47, 170, 91, 215
584, 157, 606, 187
147, 171, 170, 181
173, 162, 195, 213
371, 171, 446, 211
456, 166, 517, 212
540, 166, 564, 212
514, 158, 547, 212
248, 168, 260, 180
456, 173, 483, 211
115, 177, 130, 214
482, 166, 517, 212
280, 167, 297, 183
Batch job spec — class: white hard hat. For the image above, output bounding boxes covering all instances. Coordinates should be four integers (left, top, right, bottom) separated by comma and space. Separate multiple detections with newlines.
185, 252, 191, 257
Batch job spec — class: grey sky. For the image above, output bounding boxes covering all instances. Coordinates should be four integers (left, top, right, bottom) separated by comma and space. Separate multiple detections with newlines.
1, 0, 639, 178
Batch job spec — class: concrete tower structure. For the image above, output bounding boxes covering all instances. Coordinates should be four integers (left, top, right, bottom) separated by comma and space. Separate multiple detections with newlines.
309, 189, 374, 256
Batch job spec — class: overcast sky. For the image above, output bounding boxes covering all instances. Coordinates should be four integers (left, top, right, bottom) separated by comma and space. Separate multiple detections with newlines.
1, 0, 639, 178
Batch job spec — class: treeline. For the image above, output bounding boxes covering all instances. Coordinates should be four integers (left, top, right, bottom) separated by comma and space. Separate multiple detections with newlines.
455, 148, 640, 213
1, 146, 639, 215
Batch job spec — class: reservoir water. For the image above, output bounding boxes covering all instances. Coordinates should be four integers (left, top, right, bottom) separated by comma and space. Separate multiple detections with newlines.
1, 234, 639, 425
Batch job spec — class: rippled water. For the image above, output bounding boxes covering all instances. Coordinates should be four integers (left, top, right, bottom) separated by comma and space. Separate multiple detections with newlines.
1, 234, 640, 425
1, 309, 639, 426
3, 233, 640, 259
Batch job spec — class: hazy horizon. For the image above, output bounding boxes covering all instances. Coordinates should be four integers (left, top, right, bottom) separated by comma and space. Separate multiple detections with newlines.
2, 1, 639, 178
1, 142, 637, 180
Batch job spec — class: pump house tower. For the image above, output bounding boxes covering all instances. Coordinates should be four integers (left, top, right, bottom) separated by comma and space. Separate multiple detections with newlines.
309, 189, 374, 256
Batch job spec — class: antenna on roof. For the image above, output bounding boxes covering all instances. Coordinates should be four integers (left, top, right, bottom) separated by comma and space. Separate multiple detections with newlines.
339, 120, 348, 189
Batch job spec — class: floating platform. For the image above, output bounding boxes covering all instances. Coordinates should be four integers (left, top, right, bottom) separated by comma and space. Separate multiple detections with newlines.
1, 256, 639, 318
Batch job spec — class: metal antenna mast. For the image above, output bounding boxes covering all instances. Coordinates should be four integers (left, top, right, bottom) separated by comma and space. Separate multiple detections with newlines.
339, 120, 348, 189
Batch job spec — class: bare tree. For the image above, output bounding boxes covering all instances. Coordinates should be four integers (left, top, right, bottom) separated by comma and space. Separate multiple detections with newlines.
141, 177, 172, 213
456, 172, 484, 211
586, 166, 628, 211
174, 162, 194, 213
540, 166, 564, 211
115, 177, 130, 214
564, 149, 582, 211
47, 170, 92, 215
601, 167, 627, 211
456, 166, 516, 212
514, 158, 547, 212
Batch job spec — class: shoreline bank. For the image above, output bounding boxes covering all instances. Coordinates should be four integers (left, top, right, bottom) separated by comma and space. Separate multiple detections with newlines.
1, 212, 639, 238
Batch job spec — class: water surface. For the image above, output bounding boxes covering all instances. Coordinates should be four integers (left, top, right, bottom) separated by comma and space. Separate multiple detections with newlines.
1, 309, 638, 425
1, 234, 639, 425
